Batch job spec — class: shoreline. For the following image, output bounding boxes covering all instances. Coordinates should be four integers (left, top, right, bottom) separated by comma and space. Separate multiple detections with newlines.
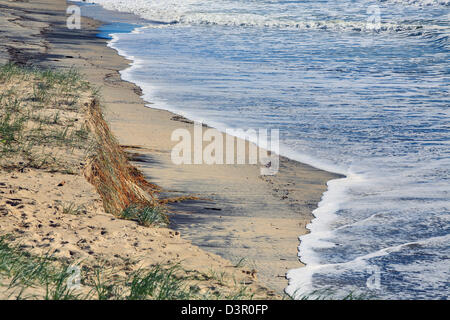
0, 0, 340, 294
98, 17, 342, 292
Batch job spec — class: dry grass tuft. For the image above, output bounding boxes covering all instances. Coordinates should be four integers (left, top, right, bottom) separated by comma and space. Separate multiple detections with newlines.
84, 99, 161, 216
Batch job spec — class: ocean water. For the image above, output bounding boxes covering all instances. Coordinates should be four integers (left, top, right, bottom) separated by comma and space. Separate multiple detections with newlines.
80, 0, 449, 299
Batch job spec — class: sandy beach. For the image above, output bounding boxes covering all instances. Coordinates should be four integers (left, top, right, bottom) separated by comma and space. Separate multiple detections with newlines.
0, 0, 339, 297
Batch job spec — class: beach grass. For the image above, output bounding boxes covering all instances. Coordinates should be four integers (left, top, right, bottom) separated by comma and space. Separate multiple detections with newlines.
0, 236, 255, 300
0, 235, 81, 300
62, 202, 86, 216
0, 63, 93, 171
120, 205, 169, 227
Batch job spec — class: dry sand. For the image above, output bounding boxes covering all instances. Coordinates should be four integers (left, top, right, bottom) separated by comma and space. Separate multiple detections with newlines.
0, 0, 340, 294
